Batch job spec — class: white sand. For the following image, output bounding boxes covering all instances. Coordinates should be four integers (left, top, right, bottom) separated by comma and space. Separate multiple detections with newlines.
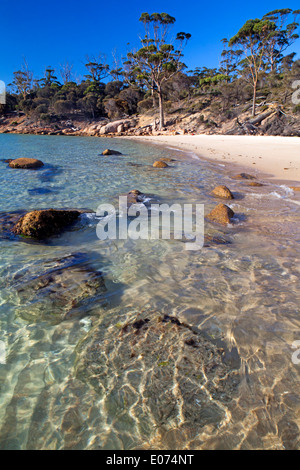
130, 135, 300, 183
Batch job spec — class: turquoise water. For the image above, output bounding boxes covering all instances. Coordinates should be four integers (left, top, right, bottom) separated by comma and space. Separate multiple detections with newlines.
0, 134, 300, 449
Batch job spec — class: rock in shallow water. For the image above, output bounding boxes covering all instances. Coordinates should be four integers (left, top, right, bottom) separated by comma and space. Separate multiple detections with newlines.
102, 149, 122, 156
8, 158, 44, 169
232, 173, 256, 180
13, 253, 106, 323
207, 204, 235, 225
12, 209, 83, 239
74, 307, 240, 447
28, 187, 53, 195
153, 161, 168, 168
211, 185, 234, 200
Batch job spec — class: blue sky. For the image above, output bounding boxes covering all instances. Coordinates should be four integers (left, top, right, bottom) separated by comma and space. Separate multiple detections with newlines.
1, 0, 300, 87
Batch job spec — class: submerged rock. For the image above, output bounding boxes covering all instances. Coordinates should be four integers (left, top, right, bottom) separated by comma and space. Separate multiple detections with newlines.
9, 158, 44, 169
0, 210, 27, 240
232, 173, 256, 180
13, 253, 106, 323
159, 157, 176, 162
124, 189, 151, 209
207, 203, 235, 225
102, 149, 122, 156
75, 307, 240, 448
153, 161, 168, 168
246, 182, 265, 187
28, 187, 53, 195
204, 233, 232, 246
211, 185, 234, 200
12, 209, 82, 239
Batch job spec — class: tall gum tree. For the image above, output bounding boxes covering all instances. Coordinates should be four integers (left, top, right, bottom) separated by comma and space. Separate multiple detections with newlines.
125, 12, 191, 130
262, 9, 300, 72
229, 18, 277, 117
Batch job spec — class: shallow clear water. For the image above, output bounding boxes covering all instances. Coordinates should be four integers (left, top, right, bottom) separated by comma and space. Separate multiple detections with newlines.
0, 134, 300, 449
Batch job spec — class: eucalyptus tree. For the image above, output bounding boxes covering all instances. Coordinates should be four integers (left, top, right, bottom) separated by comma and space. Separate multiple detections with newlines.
59, 61, 74, 85
220, 38, 242, 79
229, 18, 276, 117
125, 12, 191, 129
262, 9, 300, 72
9, 59, 33, 100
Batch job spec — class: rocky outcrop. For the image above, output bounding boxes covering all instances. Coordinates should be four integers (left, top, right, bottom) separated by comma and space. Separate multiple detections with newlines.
207, 203, 235, 225
153, 161, 168, 168
9, 158, 44, 169
102, 149, 122, 156
99, 119, 132, 135
211, 185, 234, 200
12, 209, 83, 239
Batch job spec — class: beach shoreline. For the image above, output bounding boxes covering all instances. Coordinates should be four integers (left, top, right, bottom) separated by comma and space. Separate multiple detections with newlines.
125, 134, 300, 185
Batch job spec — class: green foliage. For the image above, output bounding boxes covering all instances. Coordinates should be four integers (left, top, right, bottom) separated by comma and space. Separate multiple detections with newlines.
137, 97, 153, 112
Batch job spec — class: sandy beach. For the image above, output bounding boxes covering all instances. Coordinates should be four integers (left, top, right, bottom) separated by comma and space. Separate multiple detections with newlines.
129, 135, 300, 184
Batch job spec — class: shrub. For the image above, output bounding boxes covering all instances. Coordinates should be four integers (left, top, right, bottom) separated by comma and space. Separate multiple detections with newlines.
137, 97, 153, 112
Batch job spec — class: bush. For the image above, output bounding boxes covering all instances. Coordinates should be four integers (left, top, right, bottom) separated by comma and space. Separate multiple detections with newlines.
54, 100, 73, 115
35, 104, 49, 115
137, 97, 153, 112
40, 113, 52, 123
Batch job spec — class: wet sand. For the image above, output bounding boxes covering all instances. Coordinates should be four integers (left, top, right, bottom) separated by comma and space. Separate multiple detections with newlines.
128, 135, 300, 184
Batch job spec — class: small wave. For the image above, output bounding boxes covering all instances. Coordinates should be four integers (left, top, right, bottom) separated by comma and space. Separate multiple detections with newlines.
279, 185, 294, 196
248, 193, 266, 198
165, 146, 187, 153
270, 191, 282, 199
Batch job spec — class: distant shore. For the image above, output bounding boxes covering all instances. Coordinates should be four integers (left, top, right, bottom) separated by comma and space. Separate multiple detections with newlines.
126, 134, 300, 184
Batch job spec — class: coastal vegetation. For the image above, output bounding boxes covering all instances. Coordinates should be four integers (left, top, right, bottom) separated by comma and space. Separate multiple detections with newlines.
1, 8, 299, 136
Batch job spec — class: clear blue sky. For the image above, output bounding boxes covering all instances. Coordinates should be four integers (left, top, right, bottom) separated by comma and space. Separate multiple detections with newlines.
1, 0, 300, 87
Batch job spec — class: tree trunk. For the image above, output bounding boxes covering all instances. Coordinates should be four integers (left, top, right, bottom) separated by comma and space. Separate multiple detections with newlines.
151, 81, 156, 108
157, 86, 164, 130
252, 81, 257, 117
249, 108, 276, 126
